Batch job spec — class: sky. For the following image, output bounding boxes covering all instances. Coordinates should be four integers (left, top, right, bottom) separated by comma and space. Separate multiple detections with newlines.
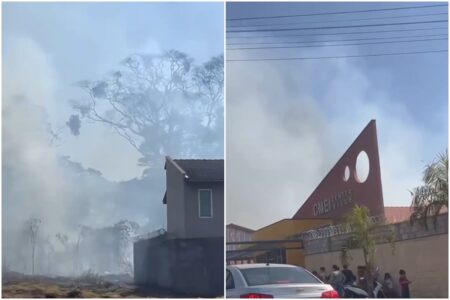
3, 2, 224, 181
226, 2, 448, 229
2, 1, 448, 231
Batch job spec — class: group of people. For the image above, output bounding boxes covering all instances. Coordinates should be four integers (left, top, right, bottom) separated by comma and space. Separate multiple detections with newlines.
311, 265, 411, 298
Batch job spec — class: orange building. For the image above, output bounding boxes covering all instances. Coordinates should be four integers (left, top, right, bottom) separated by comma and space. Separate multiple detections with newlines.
250, 218, 331, 266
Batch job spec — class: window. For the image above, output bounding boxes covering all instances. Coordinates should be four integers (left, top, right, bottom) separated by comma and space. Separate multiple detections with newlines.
198, 189, 212, 218
226, 270, 235, 290
240, 267, 321, 286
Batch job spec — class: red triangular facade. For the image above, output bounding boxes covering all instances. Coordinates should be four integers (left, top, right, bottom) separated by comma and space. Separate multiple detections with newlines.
293, 120, 384, 222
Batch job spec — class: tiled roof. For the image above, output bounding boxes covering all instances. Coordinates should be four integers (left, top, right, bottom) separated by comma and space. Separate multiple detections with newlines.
384, 206, 448, 224
384, 206, 412, 224
173, 159, 224, 182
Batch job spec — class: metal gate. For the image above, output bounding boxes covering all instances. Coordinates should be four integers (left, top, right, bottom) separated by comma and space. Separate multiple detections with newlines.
226, 239, 303, 265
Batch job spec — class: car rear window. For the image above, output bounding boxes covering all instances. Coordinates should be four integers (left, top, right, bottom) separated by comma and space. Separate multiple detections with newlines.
241, 267, 321, 286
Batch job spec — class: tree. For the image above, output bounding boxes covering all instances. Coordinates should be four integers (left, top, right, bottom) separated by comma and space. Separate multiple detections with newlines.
113, 220, 139, 274
74, 225, 92, 274
55, 233, 69, 249
72, 50, 224, 173
27, 217, 42, 275
343, 205, 395, 297
43, 236, 55, 274
410, 150, 448, 229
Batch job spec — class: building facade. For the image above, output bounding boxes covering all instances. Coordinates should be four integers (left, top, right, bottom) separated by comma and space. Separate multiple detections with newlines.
134, 157, 224, 297
226, 223, 255, 264
164, 157, 224, 238
226, 120, 448, 297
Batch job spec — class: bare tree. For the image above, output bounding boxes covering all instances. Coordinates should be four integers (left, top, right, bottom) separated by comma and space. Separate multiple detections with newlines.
27, 217, 42, 275
192, 54, 224, 128
113, 220, 139, 274
43, 236, 55, 274
72, 50, 224, 172
55, 233, 69, 249
74, 225, 91, 274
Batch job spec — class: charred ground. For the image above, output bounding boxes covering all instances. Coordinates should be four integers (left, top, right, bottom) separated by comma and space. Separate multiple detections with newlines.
2, 271, 195, 298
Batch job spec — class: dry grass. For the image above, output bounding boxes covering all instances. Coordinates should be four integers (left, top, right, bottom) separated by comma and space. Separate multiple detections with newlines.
1, 272, 183, 298
2, 281, 138, 298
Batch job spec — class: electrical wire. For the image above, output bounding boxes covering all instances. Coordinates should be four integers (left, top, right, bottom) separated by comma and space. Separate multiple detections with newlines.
227, 37, 447, 51
226, 49, 448, 62
226, 26, 449, 39
227, 3, 448, 21
227, 12, 448, 28
227, 33, 448, 46
227, 20, 448, 33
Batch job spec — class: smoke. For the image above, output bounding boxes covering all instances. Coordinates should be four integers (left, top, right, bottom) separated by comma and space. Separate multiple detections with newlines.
2, 36, 70, 273
3, 37, 67, 233
2, 37, 161, 275
2, 35, 224, 276
227, 46, 444, 230
227, 53, 333, 230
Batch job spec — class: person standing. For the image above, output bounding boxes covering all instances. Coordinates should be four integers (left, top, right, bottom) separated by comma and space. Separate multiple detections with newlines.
383, 272, 397, 298
342, 264, 356, 285
319, 266, 329, 283
329, 265, 345, 297
399, 269, 411, 298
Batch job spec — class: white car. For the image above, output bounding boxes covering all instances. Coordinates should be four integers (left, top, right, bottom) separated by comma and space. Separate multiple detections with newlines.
226, 263, 339, 298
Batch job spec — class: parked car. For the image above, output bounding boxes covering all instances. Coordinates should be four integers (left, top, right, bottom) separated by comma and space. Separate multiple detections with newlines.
226, 263, 339, 298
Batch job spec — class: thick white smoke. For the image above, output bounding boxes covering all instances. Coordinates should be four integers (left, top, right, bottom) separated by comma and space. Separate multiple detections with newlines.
227, 46, 443, 230
2, 37, 144, 275
3, 37, 68, 233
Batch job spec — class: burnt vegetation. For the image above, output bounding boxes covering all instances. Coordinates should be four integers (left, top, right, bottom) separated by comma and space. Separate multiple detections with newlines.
3, 50, 223, 297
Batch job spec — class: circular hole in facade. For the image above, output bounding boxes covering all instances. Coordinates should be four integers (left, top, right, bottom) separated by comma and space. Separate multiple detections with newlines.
343, 166, 350, 182
355, 151, 370, 183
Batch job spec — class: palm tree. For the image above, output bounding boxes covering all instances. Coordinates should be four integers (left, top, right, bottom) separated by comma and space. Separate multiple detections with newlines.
410, 150, 448, 229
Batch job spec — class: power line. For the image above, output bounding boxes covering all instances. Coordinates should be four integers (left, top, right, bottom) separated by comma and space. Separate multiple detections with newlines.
227, 12, 448, 28
227, 26, 449, 39
226, 49, 448, 62
227, 3, 448, 21
227, 37, 447, 51
228, 33, 448, 46
227, 19, 448, 33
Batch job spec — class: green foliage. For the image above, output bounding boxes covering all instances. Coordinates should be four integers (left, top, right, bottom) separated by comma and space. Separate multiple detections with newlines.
385, 229, 396, 255
344, 205, 376, 265
344, 205, 396, 296
410, 150, 448, 229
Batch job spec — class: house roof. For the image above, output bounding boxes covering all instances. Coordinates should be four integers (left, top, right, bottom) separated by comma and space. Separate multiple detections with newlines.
227, 223, 255, 233
172, 158, 224, 182
384, 206, 412, 224
383, 206, 448, 224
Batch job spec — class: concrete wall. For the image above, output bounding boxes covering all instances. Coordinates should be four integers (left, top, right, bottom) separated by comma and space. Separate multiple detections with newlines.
303, 214, 448, 298
165, 160, 186, 238
134, 236, 224, 297
185, 182, 224, 238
